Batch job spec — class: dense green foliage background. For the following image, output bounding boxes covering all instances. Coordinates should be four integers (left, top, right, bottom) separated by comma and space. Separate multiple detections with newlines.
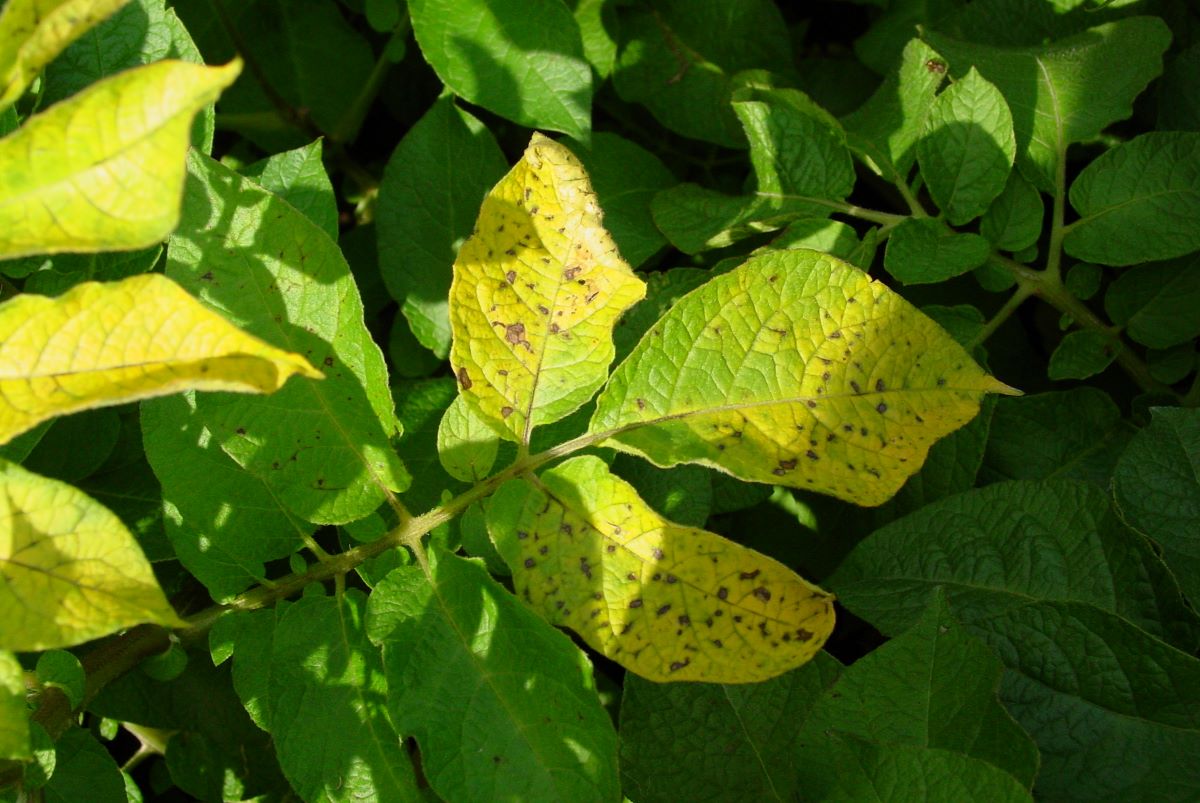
3, 0, 1200, 800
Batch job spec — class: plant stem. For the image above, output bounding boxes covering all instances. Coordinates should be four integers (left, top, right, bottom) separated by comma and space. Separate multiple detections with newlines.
330, 13, 410, 144
968, 281, 1034, 351
754, 192, 906, 227
893, 178, 927, 218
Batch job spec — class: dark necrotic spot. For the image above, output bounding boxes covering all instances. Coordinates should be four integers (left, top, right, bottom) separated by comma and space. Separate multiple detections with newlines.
806, 400, 817, 409
629, 599, 643, 609
524, 558, 535, 568
795, 628, 813, 641
712, 639, 723, 648
753, 587, 772, 602
678, 615, 691, 626
656, 604, 671, 616
539, 546, 548, 555
876, 379, 886, 392
876, 403, 888, 414
669, 659, 690, 672
806, 450, 819, 461
666, 574, 678, 584
653, 548, 664, 560
717, 587, 728, 600
517, 531, 528, 540
626, 572, 637, 581
606, 544, 616, 553
501, 406, 514, 418
740, 569, 760, 580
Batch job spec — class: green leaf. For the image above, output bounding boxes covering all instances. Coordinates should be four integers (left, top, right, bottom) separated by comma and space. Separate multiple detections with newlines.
793, 733, 1034, 803
842, 38, 947, 183
1148, 344, 1197, 385
1047, 328, 1120, 380
917, 67, 1015, 224
166, 152, 408, 525
0, 458, 184, 651
829, 479, 1200, 650
884, 217, 991, 284
769, 218, 864, 262
41, 727, 126, 803
241, 139, 338, 239
39, 0, 216, 153
209, 607, 279, 731
0, 650, 29, 760
142, 393, 316, 601
972, 602, 1200, 801
0, 0, 130, 112
1064, 261, 1102, 300
618, 653, 842, 803
171, 0, 375, 148
574, 0, 617, 80
269, 591, 421, 802
804, 589, 1038, 787
979, 170, 1044, 252
1113, 407, 1200, 605
612, 268, 710, 364
650, 184, 813, 254
611, 455, 712, 528
924, 17, 1171, 192
436, 395, 500, 483
1158, 41, 1200, 132
23, 408, 121, 484
591, 249, 1016, 507
366, 550, 620, 802
392, 377, 462, 514
980, 388, 1133, 487
408, 0, 592, 138
0, 58, 240, 258
1104, 256, 1200, 349
377, 96, 508, 358
732, 84, 856, 208
1064, 132, 1200, 265
449, 134, 646, 443
35, 650, 85, 710
565, 132, 675, 268
611, 0, 792, 147
487, 455, 836, 683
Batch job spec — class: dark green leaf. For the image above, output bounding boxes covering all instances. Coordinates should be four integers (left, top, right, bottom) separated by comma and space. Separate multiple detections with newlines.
619, 653, 842, 803
1064, 261, 1102, 300
1147, 344, 1197, 385
884, 217, 990, 284
377, 96, 508, 357
1047, 328, 1121, 380
23, 408, 120, 483
1113, 407, 1200, 605
408, 0, 592, 138
41, 728, 125, 803
1064, 132, 1200, 266
1157, 41, 1200, 132
1104, 255, 1200, 349
366, 551, 620, 802
979, 170, 1043, 252
650, 184, 814, 254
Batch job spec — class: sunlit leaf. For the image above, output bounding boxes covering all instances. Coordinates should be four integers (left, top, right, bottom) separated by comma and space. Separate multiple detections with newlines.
449, 133, 646, 443
436, 394, 500, 482
590, 249, 1017, 507
0, 649, 29, 760
0, 0, 130, 111
0, 58, 240, 258
0, 458, 185, 651
487, 456, 835, 683
0, 273, 320, 446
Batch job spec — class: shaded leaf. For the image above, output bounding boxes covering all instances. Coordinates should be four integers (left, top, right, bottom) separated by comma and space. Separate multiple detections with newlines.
0, 458, 184, 651
41, 727, 125, 803
619, 653, 842, 803
487, 455, 835, 683
366, 550, 620, 802
590, 249, 1016, 507
449, 133, 645, 443
924, 18, 1170, 192
437, 395, 500, 483
1113, 407, 1200, 605
408, 0, 592, 138
650, 184, 813, 254
1047, 328, 1120, 380
1104, 256, 1200, 349
241, 139, 337, 239
884, 217, 990, 284
0, 58, 240, 258
979, 171, 1044, 252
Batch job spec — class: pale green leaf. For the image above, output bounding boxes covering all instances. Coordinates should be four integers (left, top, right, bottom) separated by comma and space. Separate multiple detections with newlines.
436, 395, 500, 483
166, 152, 408, 525
366, 550, 620, 802
591, 249, 1016, 507
377, 96, 508, 358
487, 456, 836, 683
1064, 132, 1200, 266
924, 18, 1170, 192
241, 139, 337, 239
0, 0, 130, 111
917, 67, 1015, 224
0, 273, 320, 446
449, 134, 646, 443
0, 59, 240, 258
0, 458, 184, 651
0, 649, 29, 760
408, 0, 592, 138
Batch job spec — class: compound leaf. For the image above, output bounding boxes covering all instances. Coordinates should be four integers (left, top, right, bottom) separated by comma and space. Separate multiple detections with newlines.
366, 550, 620, 803
0, 273, 320, 446
0, 0, 130, 111
486, 455, 836, 683
590, 249, 1016, 507
0, 458, 184, 651
0, 58, 240, 258
1064, 132, 1200, 266
449, 134, 645, 443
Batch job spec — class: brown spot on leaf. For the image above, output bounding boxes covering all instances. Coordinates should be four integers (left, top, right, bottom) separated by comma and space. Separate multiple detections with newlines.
456, 367, 473, 390
501, 406, 514, 418
629, 599, 643, 609
753, 587, 772, 602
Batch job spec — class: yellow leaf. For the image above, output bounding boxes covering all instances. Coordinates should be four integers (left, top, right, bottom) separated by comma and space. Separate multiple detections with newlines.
0, 273, 322, 445
0, 459, 186, 651
0, 58, 240, 258
487, 456, 835, 683
449, 133, 646, 443
591, 249, 1019, 506
0, 0, 131, 111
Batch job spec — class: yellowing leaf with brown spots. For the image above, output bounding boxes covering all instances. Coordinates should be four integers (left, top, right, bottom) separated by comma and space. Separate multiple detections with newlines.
0, 273, 322, 445
486, 455, 835, 683
0, 0, 130, 111
0, 58, 240, 258
590, 249, 1018, 506
449, 133, 646, 443
0, 458, 186, 651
